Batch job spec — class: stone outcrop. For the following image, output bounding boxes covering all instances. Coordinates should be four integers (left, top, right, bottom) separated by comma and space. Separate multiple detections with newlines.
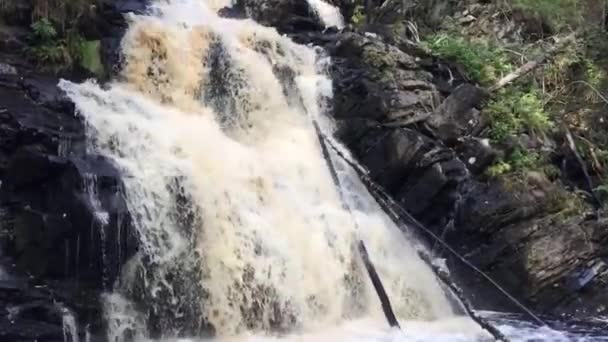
0, 63, 138, 342
0, 1, 146, 340
222, 0, 323, 33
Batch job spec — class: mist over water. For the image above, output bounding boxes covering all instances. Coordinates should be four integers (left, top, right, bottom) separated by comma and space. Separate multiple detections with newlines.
60, 0, 491, 340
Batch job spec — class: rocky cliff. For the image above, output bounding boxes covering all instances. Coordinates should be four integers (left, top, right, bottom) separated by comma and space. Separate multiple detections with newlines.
0, 1, 146, 340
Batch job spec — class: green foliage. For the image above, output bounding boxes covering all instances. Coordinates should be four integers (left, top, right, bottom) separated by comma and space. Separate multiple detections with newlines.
544, 185, 586, 216
423, 33, 513, 85
487, 161, 512, 177
485, 88, 550, 178
351, 5, 366, 25
25, 19, 85, 70
486, 88, 553, 141
487, 147, 541, 177
511, 0, 583, 29
31, 17, 57, 42
510, 148, 541, 170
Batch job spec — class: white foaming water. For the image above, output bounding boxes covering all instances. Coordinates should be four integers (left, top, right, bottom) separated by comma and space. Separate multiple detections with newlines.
306, 0, 344, 28
60, 305, 79, 342
61, 0, 486, 341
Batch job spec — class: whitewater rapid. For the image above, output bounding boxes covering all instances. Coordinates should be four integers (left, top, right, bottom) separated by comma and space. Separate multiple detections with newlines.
60, 0, 491, 341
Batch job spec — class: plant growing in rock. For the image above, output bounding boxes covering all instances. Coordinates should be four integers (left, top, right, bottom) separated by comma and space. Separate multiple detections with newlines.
25, 17, 85, 70
486, 88, 553, 141
423, 33, 513, 85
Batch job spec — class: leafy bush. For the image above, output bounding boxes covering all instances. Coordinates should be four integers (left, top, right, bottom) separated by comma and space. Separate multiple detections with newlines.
351, 4, 366, 25
486, 88, 553, 141
25, 18, 84, 70
487, 147, 541, 177
424, 33, 513, 85
31, 17, 58, 41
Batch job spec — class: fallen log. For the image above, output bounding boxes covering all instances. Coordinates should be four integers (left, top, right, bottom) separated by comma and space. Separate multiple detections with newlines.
489, 32, 578, 92
418, 252, 510, 342
312, 119, 401, 329
358, 240, 401, 328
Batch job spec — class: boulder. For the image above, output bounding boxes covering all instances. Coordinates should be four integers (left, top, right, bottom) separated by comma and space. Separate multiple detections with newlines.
226, 0, 323, 33
427, 83, 486, 143
455, 137, 496, 175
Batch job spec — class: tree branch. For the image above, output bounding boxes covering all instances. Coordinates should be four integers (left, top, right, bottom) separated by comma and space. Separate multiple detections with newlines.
489, 32, 578, 92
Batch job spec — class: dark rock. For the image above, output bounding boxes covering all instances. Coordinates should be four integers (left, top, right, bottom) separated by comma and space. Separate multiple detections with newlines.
230, 0, 323, 33
83, 0, 150, 77
218, 6, 247, 19
456, 137, 496, 175
322, 32, 437, 125
0, 0, 145, 338
427, 83, 486, 143
0, 64, 136, 339
298, 31, 463, 228
451, 213, 608, 318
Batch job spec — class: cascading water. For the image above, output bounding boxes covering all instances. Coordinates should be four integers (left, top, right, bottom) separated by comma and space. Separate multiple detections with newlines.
60, 0, 490, 340
306, 0, 344, 28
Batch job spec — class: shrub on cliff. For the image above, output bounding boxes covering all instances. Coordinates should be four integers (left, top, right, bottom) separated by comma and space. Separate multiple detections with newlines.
423, 33, 513, 85
25, 17, 85, 70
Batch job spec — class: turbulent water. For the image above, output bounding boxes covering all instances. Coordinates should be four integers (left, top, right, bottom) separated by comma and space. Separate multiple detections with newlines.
57, 0, 579, 341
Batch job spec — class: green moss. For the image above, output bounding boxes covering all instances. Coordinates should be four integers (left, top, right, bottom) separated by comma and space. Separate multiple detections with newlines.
80, 40, 104, 76
362, 47, 394, 70
544, 186, 587, 216
351, 4, 366, 25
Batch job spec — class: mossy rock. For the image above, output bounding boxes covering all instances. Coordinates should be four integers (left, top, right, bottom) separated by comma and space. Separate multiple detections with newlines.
79, 40, 104, 76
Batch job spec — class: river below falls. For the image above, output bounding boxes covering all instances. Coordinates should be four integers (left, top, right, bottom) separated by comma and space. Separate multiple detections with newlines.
125, 314, 608, 342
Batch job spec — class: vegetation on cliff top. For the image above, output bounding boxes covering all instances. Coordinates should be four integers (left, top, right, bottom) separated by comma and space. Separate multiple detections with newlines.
1, 0, 103, 74
418, 0, 608, 211
341, 0, 608, 213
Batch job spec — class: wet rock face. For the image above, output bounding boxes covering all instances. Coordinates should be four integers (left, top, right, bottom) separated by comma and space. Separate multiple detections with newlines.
297, 30, 470, 230
0, 67, 138, 341
223, 0, 323, 33
0, 71, 137, 286
0, 2, 146, 339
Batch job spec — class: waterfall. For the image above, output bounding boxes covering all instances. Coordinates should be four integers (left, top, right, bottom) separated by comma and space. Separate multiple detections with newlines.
60, 305, 79, 342
306, 0, 344, 28
60, 0, 482, 340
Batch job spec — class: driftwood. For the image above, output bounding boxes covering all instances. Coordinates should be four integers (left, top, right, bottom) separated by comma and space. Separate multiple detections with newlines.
564, 127, 601, 206
312, 119, 401, 329
489, 32, 578, 92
